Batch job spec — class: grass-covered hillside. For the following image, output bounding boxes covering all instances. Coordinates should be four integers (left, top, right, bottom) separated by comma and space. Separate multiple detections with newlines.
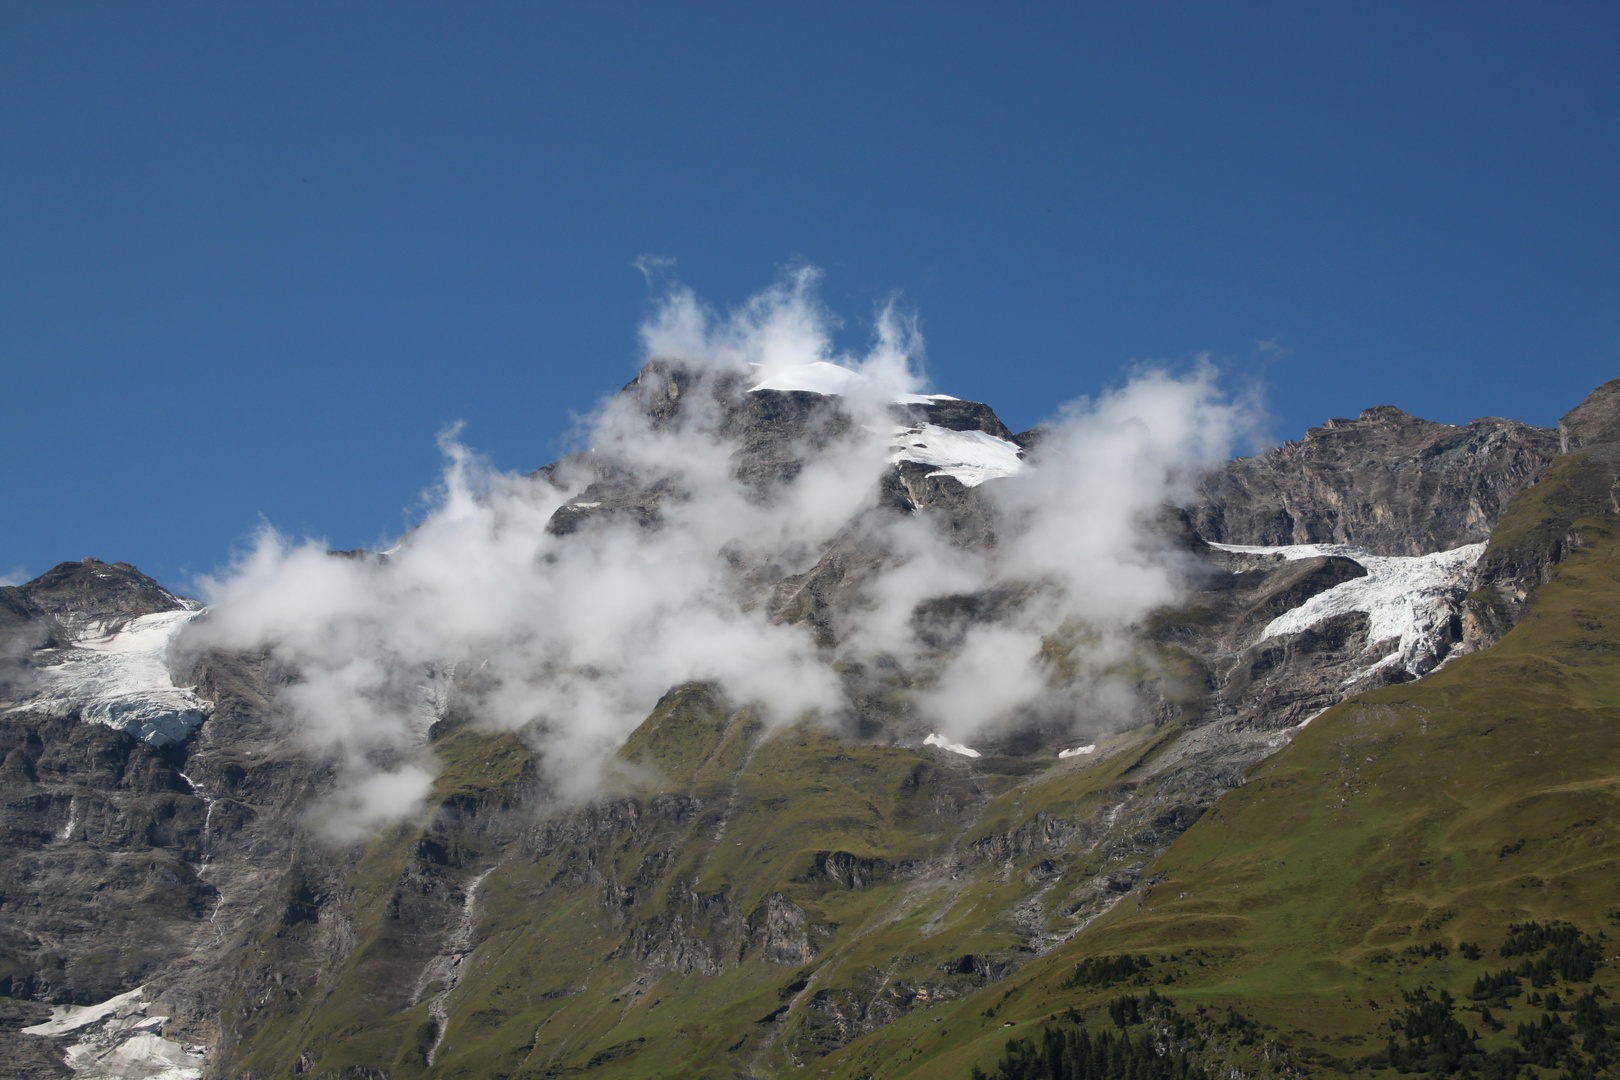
826, 516, 1620, 1080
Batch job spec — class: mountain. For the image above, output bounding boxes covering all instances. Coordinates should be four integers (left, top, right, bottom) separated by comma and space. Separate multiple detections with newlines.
2, 367, 1614, 1080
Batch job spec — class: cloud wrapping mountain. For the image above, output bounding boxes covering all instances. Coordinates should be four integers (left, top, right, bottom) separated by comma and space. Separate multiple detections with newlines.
188, 273, 1249, 835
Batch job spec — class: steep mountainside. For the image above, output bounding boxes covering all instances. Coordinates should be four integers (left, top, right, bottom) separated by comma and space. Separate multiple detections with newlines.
834, 478, 1620, 1080
2, 370, 1613, 1080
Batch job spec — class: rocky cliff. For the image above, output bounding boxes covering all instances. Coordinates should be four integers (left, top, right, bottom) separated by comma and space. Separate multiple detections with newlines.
1191, 406, 1558, 556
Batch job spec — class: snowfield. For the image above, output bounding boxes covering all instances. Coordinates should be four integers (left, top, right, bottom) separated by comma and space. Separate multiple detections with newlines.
1209, 541, 1487, 682
747, 360, 957, 405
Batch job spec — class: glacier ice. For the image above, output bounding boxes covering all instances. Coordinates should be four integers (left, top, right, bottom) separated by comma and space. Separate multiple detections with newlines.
1209, 541, 1486, 682
16, 609, 213, 746
22, 985, 206, 1080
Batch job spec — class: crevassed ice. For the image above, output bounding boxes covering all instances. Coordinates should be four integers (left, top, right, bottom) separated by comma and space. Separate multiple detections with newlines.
1209, 541, 1486, 682
17, 609, 213, 746
889, 424, 1024, 487
22, 985, 206, 1080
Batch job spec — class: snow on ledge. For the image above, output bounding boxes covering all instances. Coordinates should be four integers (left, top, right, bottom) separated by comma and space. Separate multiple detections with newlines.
923, 732, 981, 758
1058, 744, 1096, 759
890, 424, 1024, 487
747, 360, 955, 405
745, 362, 1023, 487
1208, 540, 1486, 683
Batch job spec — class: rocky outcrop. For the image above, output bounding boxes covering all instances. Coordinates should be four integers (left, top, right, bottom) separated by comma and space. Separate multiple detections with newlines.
1560, 375, 1620, 466
5, 559, 193, 639
1463, 377, 1620, 649
1192, 407, 1559, 555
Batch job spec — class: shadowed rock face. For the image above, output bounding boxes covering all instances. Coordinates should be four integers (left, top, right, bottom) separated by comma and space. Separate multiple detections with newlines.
1192, 406, 1560, 556
2, 368, 1601, 1080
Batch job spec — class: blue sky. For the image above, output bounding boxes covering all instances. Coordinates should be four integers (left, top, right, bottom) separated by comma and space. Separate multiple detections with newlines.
3, 3, 1617, 587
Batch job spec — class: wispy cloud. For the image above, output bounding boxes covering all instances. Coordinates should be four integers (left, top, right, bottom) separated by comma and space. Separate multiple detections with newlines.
186, 269, 1255, 838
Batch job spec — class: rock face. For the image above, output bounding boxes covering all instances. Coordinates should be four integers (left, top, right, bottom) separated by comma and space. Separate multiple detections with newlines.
6, 559, 192, 638
0, 566, 335, 1079
1462, 376, 1620, 649
1, 371, 1607, 1080
1560, 375, 1620, 465
1192, 407, 1559, 555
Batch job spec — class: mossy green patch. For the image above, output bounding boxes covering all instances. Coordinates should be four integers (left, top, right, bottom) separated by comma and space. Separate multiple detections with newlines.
224, 696, 1154, 1078
1484, 453, 1613, 564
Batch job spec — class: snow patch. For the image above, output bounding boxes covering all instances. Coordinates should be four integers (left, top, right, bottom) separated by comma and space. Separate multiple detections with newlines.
22, 987, 148, 1038
1295, 708, 1329, 730
1058, 744, 1096, 759
890, 424, 1025, 487
747, 360, 955, 405
746, 362, 1022, 486
22, 986, 206, 1079
13, 609, 212, 746
1209, 541, 1486, 682
923, 732, 981, 758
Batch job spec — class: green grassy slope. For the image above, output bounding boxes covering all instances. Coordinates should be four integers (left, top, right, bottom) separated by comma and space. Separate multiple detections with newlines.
228, 675, 1193, 1078
829, 516, 1620, 1080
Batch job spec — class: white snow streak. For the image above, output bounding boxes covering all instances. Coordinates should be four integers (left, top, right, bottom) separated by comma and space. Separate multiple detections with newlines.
923, 732, 982, 758
1058, 745, 1096, 759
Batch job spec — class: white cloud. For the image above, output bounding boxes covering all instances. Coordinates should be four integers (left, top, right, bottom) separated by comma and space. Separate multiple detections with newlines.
316, 764, 439, 844
187, 271, 1256, 833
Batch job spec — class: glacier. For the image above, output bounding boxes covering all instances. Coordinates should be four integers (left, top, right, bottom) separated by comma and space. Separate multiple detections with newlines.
16, 608, 213, 746
1209, 541, 1487, 682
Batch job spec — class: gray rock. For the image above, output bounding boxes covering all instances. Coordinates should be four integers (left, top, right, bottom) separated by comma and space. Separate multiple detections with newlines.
1464, 376, 1620, 648
1192, 407, 1559, 555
